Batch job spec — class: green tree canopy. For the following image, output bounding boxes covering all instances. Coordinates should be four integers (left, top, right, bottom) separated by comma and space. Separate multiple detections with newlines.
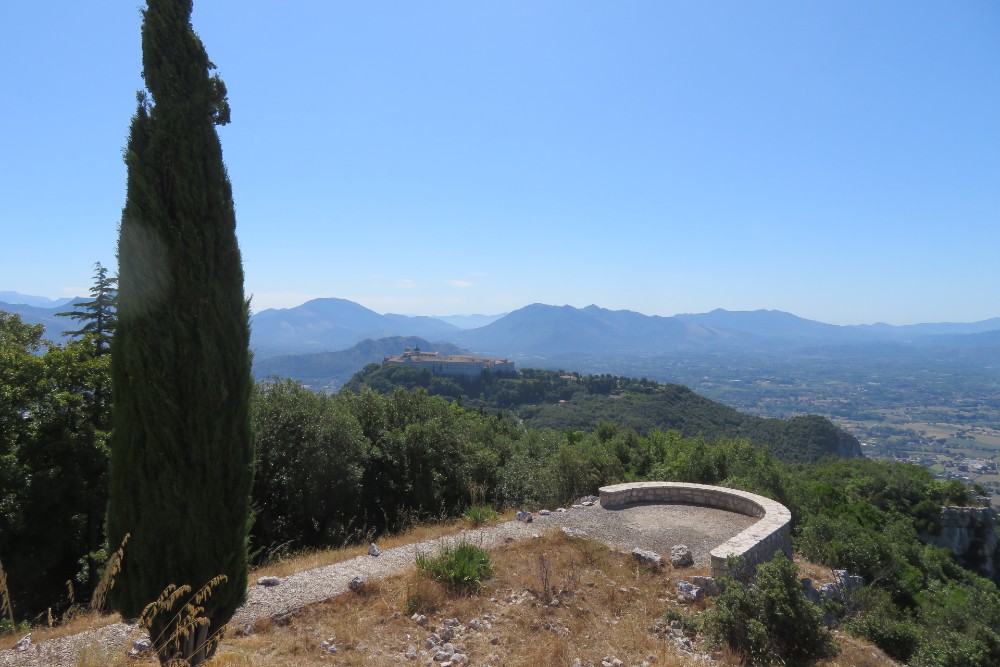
57, 262, 117, 356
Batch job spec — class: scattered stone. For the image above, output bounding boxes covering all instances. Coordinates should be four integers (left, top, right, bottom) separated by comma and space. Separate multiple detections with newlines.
576, 495, 599, 505
549, 597, 561, 607
468, 618, 481, 631
441, 626, 454, 641
539, 509, 552, 516
348, 575, 367, 592
632, 548, 663, 568
676, 580, 704, 602
801, 577, 822, 605
515, 510, 533, 523
561, 526, 588, 538
532, 532, 541, 539
369, 542, 381, 557
556, 507, 567, 513
426, 634, 441, 648
443, 617, 461, 627
451, 653, 469, 665
405, 644, 418, 660
411, 612, 428, 626
256, 576, 281, 587
692, 575, 721, 595
319, 640, 338, 654
572, 504, 585, 509
833, 569, 864, 591
670, 545, 694, 568
127, 638, 150, 658
433, 642, 456, 661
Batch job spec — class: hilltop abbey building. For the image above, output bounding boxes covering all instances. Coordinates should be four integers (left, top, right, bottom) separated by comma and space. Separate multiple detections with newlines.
383, 347, 515, 381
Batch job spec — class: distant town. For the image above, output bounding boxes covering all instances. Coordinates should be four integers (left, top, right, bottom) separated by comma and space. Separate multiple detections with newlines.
384, 346, 515, 381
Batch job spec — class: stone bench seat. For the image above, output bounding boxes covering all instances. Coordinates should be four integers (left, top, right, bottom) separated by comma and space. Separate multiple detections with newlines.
599, 481, 792, 578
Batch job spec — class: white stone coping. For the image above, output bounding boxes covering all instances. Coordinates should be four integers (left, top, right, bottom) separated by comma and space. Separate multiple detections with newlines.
599, 481, 792, 578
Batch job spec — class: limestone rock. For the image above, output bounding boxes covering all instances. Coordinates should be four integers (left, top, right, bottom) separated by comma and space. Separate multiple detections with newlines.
691, 575, 721, 595
562, 526, 588, 538
632, 548, 663, 568
670, 545, 694, 568
921, 506, 999, 579
256, 576, 280, 586
676, 580, 704, 602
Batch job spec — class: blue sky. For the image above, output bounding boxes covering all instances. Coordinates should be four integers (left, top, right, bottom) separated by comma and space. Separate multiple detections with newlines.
1, 1, 997, 325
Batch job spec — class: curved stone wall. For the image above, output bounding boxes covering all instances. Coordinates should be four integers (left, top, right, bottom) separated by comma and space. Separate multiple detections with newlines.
599, 481, 792, 578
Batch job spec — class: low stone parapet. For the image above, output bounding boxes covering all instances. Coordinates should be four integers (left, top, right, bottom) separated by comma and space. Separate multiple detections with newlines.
599, 481, 792, 578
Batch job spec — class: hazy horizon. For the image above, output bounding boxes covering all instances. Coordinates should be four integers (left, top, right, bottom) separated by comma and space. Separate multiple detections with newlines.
4, 288, 998, 329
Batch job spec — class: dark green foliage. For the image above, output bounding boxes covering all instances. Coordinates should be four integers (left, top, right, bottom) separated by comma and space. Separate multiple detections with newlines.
106, 1, 251, 663
843, 587, 920, 662
250, 381, 366, 553
56, 262, 117, 357
416, 542, 492, 592
0, 312, 110, 617
706, 553, 838, 666
347, 365, 860, 463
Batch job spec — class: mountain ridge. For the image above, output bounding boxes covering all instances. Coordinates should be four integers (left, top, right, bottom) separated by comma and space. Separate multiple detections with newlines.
5, 295, 998, 361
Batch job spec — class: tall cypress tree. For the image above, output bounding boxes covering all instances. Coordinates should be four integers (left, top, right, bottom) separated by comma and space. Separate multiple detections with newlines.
107, 1, 252, 664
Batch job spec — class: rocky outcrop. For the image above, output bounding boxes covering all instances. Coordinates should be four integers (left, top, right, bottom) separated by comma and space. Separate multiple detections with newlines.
920, 506, 999, 580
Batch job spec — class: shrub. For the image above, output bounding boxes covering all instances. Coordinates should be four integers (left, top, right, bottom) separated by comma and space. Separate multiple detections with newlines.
664, 607, 702, 638
706, 553, 838, 666
464, 505, 499, 527
844, 587, 920, 663
416, 542, 492, 593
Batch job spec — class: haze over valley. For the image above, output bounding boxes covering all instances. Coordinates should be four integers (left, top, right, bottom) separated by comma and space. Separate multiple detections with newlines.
7, 290, 999, 504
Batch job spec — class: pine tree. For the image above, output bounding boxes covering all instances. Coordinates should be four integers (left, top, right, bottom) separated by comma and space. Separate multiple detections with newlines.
57, 261, 117, 356
106, 1, 252, 664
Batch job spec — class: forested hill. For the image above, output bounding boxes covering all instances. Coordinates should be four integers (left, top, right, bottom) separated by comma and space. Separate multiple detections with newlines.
344, 365, 862, 463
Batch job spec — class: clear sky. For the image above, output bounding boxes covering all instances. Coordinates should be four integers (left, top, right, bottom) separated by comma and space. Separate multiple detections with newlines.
1, 2, 997, 325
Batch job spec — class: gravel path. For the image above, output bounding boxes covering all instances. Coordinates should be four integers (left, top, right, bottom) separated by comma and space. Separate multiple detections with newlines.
0, 502, 758, 666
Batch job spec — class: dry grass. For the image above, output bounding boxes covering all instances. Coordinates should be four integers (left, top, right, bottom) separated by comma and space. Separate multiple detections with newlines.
205, 532, 900, 667
6, 520, 901, 666
0, 609, 124, 650
0, 515, 512, 653
208, 532, 716, 667
249, 511, 515, 580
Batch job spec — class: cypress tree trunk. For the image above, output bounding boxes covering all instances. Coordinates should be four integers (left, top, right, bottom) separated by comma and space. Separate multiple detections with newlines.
107, 1, 252, 664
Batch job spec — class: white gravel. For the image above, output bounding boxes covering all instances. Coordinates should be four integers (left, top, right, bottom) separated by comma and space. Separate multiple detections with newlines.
0, 502, 757, 666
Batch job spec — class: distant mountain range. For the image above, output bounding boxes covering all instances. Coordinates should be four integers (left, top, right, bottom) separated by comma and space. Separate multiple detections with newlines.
0, 296, 86, 340
249, 298, 462, 358
5, 293, 999, 365
247, 299, 1000, 360
0, 291, 76, 309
